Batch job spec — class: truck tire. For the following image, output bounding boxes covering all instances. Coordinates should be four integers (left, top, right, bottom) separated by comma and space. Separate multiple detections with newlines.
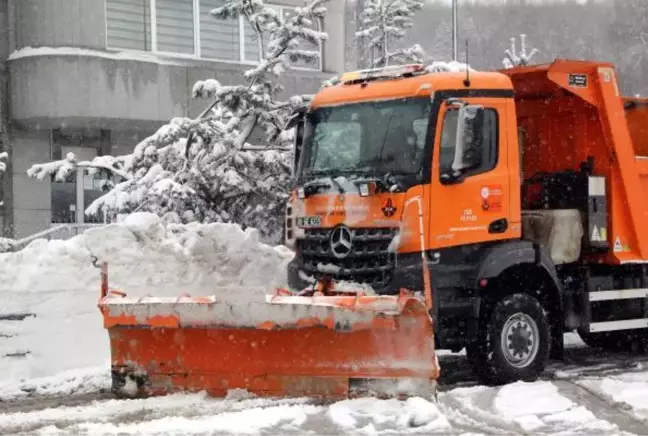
467, 293, 551, 385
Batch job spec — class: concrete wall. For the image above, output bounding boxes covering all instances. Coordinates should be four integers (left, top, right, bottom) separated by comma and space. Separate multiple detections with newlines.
10, 54, 332, 131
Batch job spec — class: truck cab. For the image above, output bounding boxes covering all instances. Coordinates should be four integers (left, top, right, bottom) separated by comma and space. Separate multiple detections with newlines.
284, 61, 648, 385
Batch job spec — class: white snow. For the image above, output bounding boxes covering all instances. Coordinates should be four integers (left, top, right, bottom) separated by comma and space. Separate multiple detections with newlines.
577, 370, 648, 420
1, 396, 322, 436
425, 60, 474, 73
0, 212, 294, 382
0, 151, 7, 174
0, 366, 110, 402
0, 376, 634, 435
1, 212, 293, 297
445, 380, 618, 434
9, 46, 213, 66
327, 397, 450, 432
493, 381, 575, 418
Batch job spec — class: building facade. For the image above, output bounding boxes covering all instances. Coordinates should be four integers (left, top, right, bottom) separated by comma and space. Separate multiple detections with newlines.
0, 0, 347, 239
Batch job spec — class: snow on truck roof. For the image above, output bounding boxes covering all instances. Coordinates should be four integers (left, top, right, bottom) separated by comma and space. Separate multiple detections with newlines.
312, 62, 514, 108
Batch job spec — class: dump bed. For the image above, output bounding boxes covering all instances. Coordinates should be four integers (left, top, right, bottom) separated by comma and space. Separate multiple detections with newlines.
624, 97, 648, 157
502, 60, 648, 264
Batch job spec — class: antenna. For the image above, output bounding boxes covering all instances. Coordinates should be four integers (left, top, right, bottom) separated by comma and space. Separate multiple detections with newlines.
463, 39, 471, 87
452, 0, 458, 61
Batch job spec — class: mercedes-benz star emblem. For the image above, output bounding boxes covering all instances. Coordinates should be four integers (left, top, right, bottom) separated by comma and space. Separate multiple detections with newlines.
330, 226, 353, 259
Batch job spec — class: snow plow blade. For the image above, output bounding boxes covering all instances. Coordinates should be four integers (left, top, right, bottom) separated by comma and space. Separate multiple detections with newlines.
97, 266, 439, 399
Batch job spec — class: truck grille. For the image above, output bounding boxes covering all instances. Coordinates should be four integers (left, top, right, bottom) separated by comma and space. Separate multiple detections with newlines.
297, 227, 398, 289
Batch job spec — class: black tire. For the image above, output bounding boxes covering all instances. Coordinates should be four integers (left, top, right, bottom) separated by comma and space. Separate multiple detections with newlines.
466, 293, 551, 385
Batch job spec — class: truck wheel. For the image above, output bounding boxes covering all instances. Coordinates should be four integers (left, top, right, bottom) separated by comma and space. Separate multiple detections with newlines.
467, 293, 551, 385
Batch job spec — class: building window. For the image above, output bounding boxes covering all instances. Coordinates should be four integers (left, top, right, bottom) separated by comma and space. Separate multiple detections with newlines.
105, 0, 323, 70
156, 0, 195, 55
199, 0, 239, 61
106, 0, 152, 51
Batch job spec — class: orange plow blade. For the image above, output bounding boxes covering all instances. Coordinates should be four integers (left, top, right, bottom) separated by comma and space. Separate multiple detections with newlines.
98, 274, 439, 400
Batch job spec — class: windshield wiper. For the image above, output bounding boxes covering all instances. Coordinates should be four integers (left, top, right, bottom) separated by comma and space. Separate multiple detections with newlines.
301, 175, 345, 198
329, 177, 345, 194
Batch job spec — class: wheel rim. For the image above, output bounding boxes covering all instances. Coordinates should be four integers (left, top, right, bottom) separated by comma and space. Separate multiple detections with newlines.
500, 312, 540, 369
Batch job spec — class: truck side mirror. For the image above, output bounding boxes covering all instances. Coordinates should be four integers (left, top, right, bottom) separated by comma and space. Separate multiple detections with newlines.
285, 108, 307, 177
451, 104, 484, 175
293, 118, 305, 176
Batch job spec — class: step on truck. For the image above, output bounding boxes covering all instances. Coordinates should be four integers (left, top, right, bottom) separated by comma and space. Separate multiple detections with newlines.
284, 59, 648, 384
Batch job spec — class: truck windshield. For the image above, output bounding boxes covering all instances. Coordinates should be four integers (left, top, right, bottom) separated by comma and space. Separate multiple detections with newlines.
297, 97, 431, 181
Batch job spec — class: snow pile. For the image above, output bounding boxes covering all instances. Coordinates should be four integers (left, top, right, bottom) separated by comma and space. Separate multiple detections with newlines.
327, 397, 449, 432
0, 366, 110, 402
448, 381, 617, 434
494, 381, 575, 419
0, 213, 294, 382
0, 212, 293, 296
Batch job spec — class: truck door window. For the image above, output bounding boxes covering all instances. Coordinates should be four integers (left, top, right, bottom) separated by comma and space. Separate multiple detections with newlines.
439, 108, 499, 178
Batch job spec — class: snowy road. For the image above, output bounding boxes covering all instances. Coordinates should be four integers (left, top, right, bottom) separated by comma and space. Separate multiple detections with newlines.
1, 340, 648, 435
2, 217, 646, 433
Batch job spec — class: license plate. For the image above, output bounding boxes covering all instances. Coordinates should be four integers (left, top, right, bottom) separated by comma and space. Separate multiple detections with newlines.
296, 216, 321, 227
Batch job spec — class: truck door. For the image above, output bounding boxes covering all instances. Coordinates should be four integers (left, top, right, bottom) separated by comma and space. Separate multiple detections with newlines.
428, 98, 514, 249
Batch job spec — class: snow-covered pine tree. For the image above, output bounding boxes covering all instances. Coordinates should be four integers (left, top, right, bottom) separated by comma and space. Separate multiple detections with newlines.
27, 0, 328, 244
502, 34, 538, 69
356, 0, 425, 68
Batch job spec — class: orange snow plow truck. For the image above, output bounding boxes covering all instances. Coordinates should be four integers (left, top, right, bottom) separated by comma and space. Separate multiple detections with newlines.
99, 59, 648, 399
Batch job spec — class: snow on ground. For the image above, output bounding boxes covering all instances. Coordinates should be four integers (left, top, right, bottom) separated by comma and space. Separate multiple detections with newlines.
0, 213, 294, 381
1, 374, 645, 435
0, 366, 110, 401
441, 381, 620, 435
2, 213, 648, 435
576, 370, 648, 422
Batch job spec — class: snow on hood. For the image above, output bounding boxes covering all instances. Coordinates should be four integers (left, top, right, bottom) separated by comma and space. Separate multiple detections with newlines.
0, 212, 294, 296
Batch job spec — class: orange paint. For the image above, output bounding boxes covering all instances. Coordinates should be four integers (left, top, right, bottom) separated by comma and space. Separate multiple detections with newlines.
147, 315, 180, 328
101, 294, 438, 399
503, 60, 648, 263
100, 59, 648, 401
